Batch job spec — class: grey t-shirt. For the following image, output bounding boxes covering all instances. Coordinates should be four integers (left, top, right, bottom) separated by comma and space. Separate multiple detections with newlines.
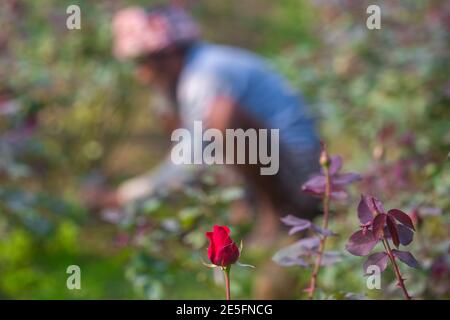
118, 42, 320, 203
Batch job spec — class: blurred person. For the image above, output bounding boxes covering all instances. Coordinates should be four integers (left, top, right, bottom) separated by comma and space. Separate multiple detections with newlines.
86, 5, 322, 298
104, 5, 321, 223
89, 4, 323, 299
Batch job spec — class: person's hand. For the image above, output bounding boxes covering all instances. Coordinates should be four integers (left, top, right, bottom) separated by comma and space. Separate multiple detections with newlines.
81, 185, 121, 213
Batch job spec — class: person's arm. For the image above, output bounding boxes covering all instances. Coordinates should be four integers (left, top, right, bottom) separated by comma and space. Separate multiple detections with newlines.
116, 72, 239, 205
116, 153, 199, 204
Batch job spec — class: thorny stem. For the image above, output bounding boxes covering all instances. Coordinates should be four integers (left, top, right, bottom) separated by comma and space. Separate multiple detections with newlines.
223, 266, 231, 300
307, 146, 332, 300
381, 238, 412, 300
369, 197, 412, 300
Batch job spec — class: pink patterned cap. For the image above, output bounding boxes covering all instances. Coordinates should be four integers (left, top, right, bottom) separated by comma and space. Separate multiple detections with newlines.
112, 6, 200, 60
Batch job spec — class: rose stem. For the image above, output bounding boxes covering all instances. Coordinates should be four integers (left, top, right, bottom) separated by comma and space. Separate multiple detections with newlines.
308, 145, 332, 300
223, 267, 231, 300
381, 238, 412, 300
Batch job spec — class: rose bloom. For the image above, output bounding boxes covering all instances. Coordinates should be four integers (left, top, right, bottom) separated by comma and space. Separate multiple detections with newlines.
205, 225, 240, 267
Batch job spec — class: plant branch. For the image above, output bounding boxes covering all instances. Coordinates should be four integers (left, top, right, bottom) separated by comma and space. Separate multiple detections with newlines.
381, 238, 412, 300
307, 148, 332, 300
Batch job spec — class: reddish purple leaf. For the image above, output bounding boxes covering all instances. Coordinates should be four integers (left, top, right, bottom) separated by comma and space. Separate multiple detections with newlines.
363, 252, 389, 274
392, 250, 420, 269
386, 216, 400, 248
280, 215, 312, 235
280, 215, 308, 226
321, 251, 342, 266
346, 230, 379, 256
383, 225, 413, 246
302, 175, 325, 195
274, 256, 309, 267
305, 156, 359, 201
397, 224, 414, 246
288, 225, 311, 235
330, 190, 349, 200
311, 224, 336, 237
328, 155, 342, 175
296, 237, 321, 251
272, 237, 319, 268
372, 213, 387, 239
370, 196, 386, 214
333, 173, 362, 185
388, 209, 415, 231
357, 195, 373, 225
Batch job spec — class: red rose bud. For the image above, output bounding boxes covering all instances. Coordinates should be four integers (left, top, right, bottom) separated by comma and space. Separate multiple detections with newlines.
205, 225, 240, 267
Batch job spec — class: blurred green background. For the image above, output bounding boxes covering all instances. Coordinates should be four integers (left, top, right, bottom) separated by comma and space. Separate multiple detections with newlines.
0, 0, 449, 299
